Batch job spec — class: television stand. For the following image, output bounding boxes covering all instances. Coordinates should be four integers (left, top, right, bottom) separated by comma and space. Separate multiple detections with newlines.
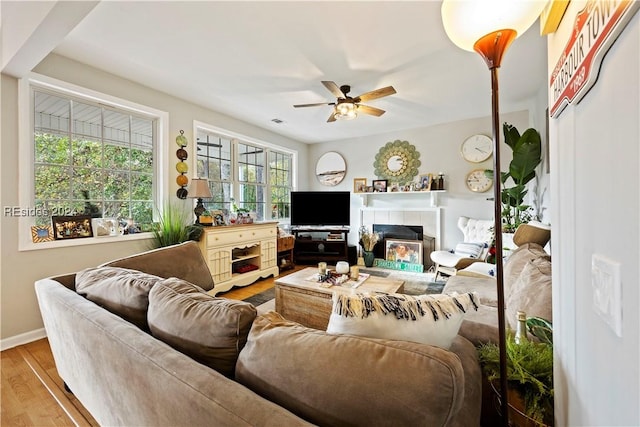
292, 227, 349, 265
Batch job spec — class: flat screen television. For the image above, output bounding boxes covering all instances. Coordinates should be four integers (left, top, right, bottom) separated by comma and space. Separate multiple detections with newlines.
290, 191, 350, 227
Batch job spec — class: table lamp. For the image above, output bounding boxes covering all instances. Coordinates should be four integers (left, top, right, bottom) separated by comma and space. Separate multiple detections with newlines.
188, 178, 212, 224
441, 1, 548, 425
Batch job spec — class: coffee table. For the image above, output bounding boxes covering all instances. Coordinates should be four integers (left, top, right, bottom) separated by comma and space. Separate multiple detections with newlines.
274, 267, 404, 330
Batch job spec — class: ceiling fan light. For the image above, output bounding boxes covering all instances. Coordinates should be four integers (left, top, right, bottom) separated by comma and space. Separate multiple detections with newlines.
334, 102, 358, 120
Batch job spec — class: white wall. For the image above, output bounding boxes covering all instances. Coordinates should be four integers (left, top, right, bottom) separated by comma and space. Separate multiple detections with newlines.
306, 110, 531, 249
0, 54, 309, 344
549, 4, 639, 425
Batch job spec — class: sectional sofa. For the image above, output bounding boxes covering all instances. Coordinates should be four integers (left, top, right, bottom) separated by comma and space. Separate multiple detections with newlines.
35, 241, 482, 426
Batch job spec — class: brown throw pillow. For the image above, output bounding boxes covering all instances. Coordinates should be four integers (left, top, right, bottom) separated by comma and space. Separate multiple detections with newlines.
236, 311, 466, 427
506, 256, 552, 330
147, 278, 257, 378
75, 266, 163, 330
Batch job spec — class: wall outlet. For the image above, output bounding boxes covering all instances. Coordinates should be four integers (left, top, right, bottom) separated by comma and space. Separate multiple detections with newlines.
591, 254, 622, 337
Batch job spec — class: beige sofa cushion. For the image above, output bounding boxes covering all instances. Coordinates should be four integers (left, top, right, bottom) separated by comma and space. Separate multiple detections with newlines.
100, 241, 215, 291
237, 311, 468, 427
506, 256, 552, 329
503, 242, 549, 295
147, 278, 256, 378
326, 292, 479, 349
75, 266, 163, 330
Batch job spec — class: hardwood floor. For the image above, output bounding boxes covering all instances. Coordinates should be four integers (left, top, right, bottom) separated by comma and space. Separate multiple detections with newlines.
1, 267, 301, 426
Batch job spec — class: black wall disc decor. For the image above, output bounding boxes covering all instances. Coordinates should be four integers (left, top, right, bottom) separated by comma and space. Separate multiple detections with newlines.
175, 130, 189, 199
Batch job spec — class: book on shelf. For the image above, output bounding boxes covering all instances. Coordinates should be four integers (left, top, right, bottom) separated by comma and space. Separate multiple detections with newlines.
327, 233, 344, 241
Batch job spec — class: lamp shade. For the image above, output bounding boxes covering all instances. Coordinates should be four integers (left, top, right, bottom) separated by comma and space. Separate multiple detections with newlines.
188, 178, 212, 199
441, 0, 548, 51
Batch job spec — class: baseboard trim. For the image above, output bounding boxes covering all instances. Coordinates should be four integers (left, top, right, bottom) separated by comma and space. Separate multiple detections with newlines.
1, 328, 47, 351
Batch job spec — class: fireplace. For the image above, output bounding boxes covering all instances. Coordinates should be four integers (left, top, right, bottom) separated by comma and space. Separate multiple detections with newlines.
373, 224, 435, 268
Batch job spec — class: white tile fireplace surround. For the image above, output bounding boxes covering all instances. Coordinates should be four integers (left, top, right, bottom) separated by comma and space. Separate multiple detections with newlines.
360, 207, 442, 251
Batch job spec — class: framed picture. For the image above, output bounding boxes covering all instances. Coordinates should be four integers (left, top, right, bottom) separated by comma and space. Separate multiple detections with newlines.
211, 209, 226, 226
419, 173, 432, 191
384, 238, 423, 265
52, 215, 94, 240
31, 225, 54, 243
92, 218, 119, 237
353, 178, 367, 193
372, 179, 388, 193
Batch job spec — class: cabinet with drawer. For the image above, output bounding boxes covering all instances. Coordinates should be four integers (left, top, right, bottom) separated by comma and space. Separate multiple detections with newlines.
198, 222, 279, 295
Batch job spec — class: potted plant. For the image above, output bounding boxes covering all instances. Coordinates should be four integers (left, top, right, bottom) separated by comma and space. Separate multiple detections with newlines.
150, 202, 203, 248
478, 317, 554, 426
487, 123, 542, 233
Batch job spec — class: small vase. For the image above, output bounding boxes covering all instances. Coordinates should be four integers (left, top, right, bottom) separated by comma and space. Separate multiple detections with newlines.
363, 251, 375, 268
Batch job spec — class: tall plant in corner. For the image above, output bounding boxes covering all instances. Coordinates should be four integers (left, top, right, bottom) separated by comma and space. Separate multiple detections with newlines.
487, 123, 542, 232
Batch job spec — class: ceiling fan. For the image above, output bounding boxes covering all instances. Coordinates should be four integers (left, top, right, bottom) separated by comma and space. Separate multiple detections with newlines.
294, 81, 396, 123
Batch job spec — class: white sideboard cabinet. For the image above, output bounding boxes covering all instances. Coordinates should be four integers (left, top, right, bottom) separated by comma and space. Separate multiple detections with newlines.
198, 221, 279, 295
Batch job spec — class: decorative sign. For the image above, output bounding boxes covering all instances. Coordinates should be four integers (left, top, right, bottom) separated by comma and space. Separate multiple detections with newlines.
374, 259, 424, 273
549, 0, 640, 118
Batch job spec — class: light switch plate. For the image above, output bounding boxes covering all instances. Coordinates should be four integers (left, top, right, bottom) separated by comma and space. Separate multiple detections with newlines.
591, 254, 622, 337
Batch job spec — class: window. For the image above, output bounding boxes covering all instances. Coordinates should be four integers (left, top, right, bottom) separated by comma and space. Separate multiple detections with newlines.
195, 125, 294, 221
19, 75, 167, 250
269, 150, 292, 220
33, 89, 156, 229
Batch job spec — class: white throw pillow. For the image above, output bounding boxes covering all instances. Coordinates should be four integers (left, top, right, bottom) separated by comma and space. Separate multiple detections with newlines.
453, 242, 486, 258
326, 292, 479, 349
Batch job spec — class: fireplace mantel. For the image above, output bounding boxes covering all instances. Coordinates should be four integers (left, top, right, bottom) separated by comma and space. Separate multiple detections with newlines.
357, 190, 446, 208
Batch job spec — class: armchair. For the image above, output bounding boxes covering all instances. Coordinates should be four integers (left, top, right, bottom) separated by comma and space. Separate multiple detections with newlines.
430, 216, 494, 281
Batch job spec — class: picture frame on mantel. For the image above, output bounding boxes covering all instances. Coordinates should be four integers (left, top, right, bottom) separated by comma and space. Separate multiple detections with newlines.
419, 173, 432, 191
353, 178, 367, 193
372, 179, 388, 192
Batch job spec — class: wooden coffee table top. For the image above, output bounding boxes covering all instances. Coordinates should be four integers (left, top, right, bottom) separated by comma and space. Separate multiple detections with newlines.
275, 267, 404, 295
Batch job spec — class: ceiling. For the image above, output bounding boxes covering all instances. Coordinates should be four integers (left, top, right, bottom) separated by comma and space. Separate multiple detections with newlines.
49, 1, 547, 144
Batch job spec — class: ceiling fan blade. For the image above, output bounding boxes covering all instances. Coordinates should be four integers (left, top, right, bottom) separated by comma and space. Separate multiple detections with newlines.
355, 86, 396, 102
293, 102, 333, 108
358, 104, 386, 117
327, 112, 337, 123
322, 81, 347, 98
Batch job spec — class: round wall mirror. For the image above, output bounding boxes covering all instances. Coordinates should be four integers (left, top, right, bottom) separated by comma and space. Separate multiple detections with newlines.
387, 155, 405, 172
316, 151, 346, 186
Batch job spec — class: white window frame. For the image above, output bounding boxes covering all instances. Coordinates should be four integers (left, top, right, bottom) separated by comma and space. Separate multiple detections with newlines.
192, 121, 297, 220
18, 73, 169, 251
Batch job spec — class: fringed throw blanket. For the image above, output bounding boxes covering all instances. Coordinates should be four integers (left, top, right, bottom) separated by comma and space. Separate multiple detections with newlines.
326, 292, 479, 349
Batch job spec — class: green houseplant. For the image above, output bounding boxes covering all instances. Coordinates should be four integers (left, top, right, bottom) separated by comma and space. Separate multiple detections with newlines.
150, 202, 203, 249
478, 318, 554, 425
487, 123, 542, 232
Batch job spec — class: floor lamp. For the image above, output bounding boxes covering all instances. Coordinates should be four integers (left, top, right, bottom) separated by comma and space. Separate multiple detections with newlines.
440, 1, 547, 426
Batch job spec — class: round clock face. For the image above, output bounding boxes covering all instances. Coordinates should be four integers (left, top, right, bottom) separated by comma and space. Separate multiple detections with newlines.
465, 169, 493, 193
461, 134, 493, 163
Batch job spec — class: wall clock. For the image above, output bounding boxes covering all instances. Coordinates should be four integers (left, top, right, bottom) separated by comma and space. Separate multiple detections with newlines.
465, 169, 493, 193
373, 140, 421, 184
461, 134, 493, 163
